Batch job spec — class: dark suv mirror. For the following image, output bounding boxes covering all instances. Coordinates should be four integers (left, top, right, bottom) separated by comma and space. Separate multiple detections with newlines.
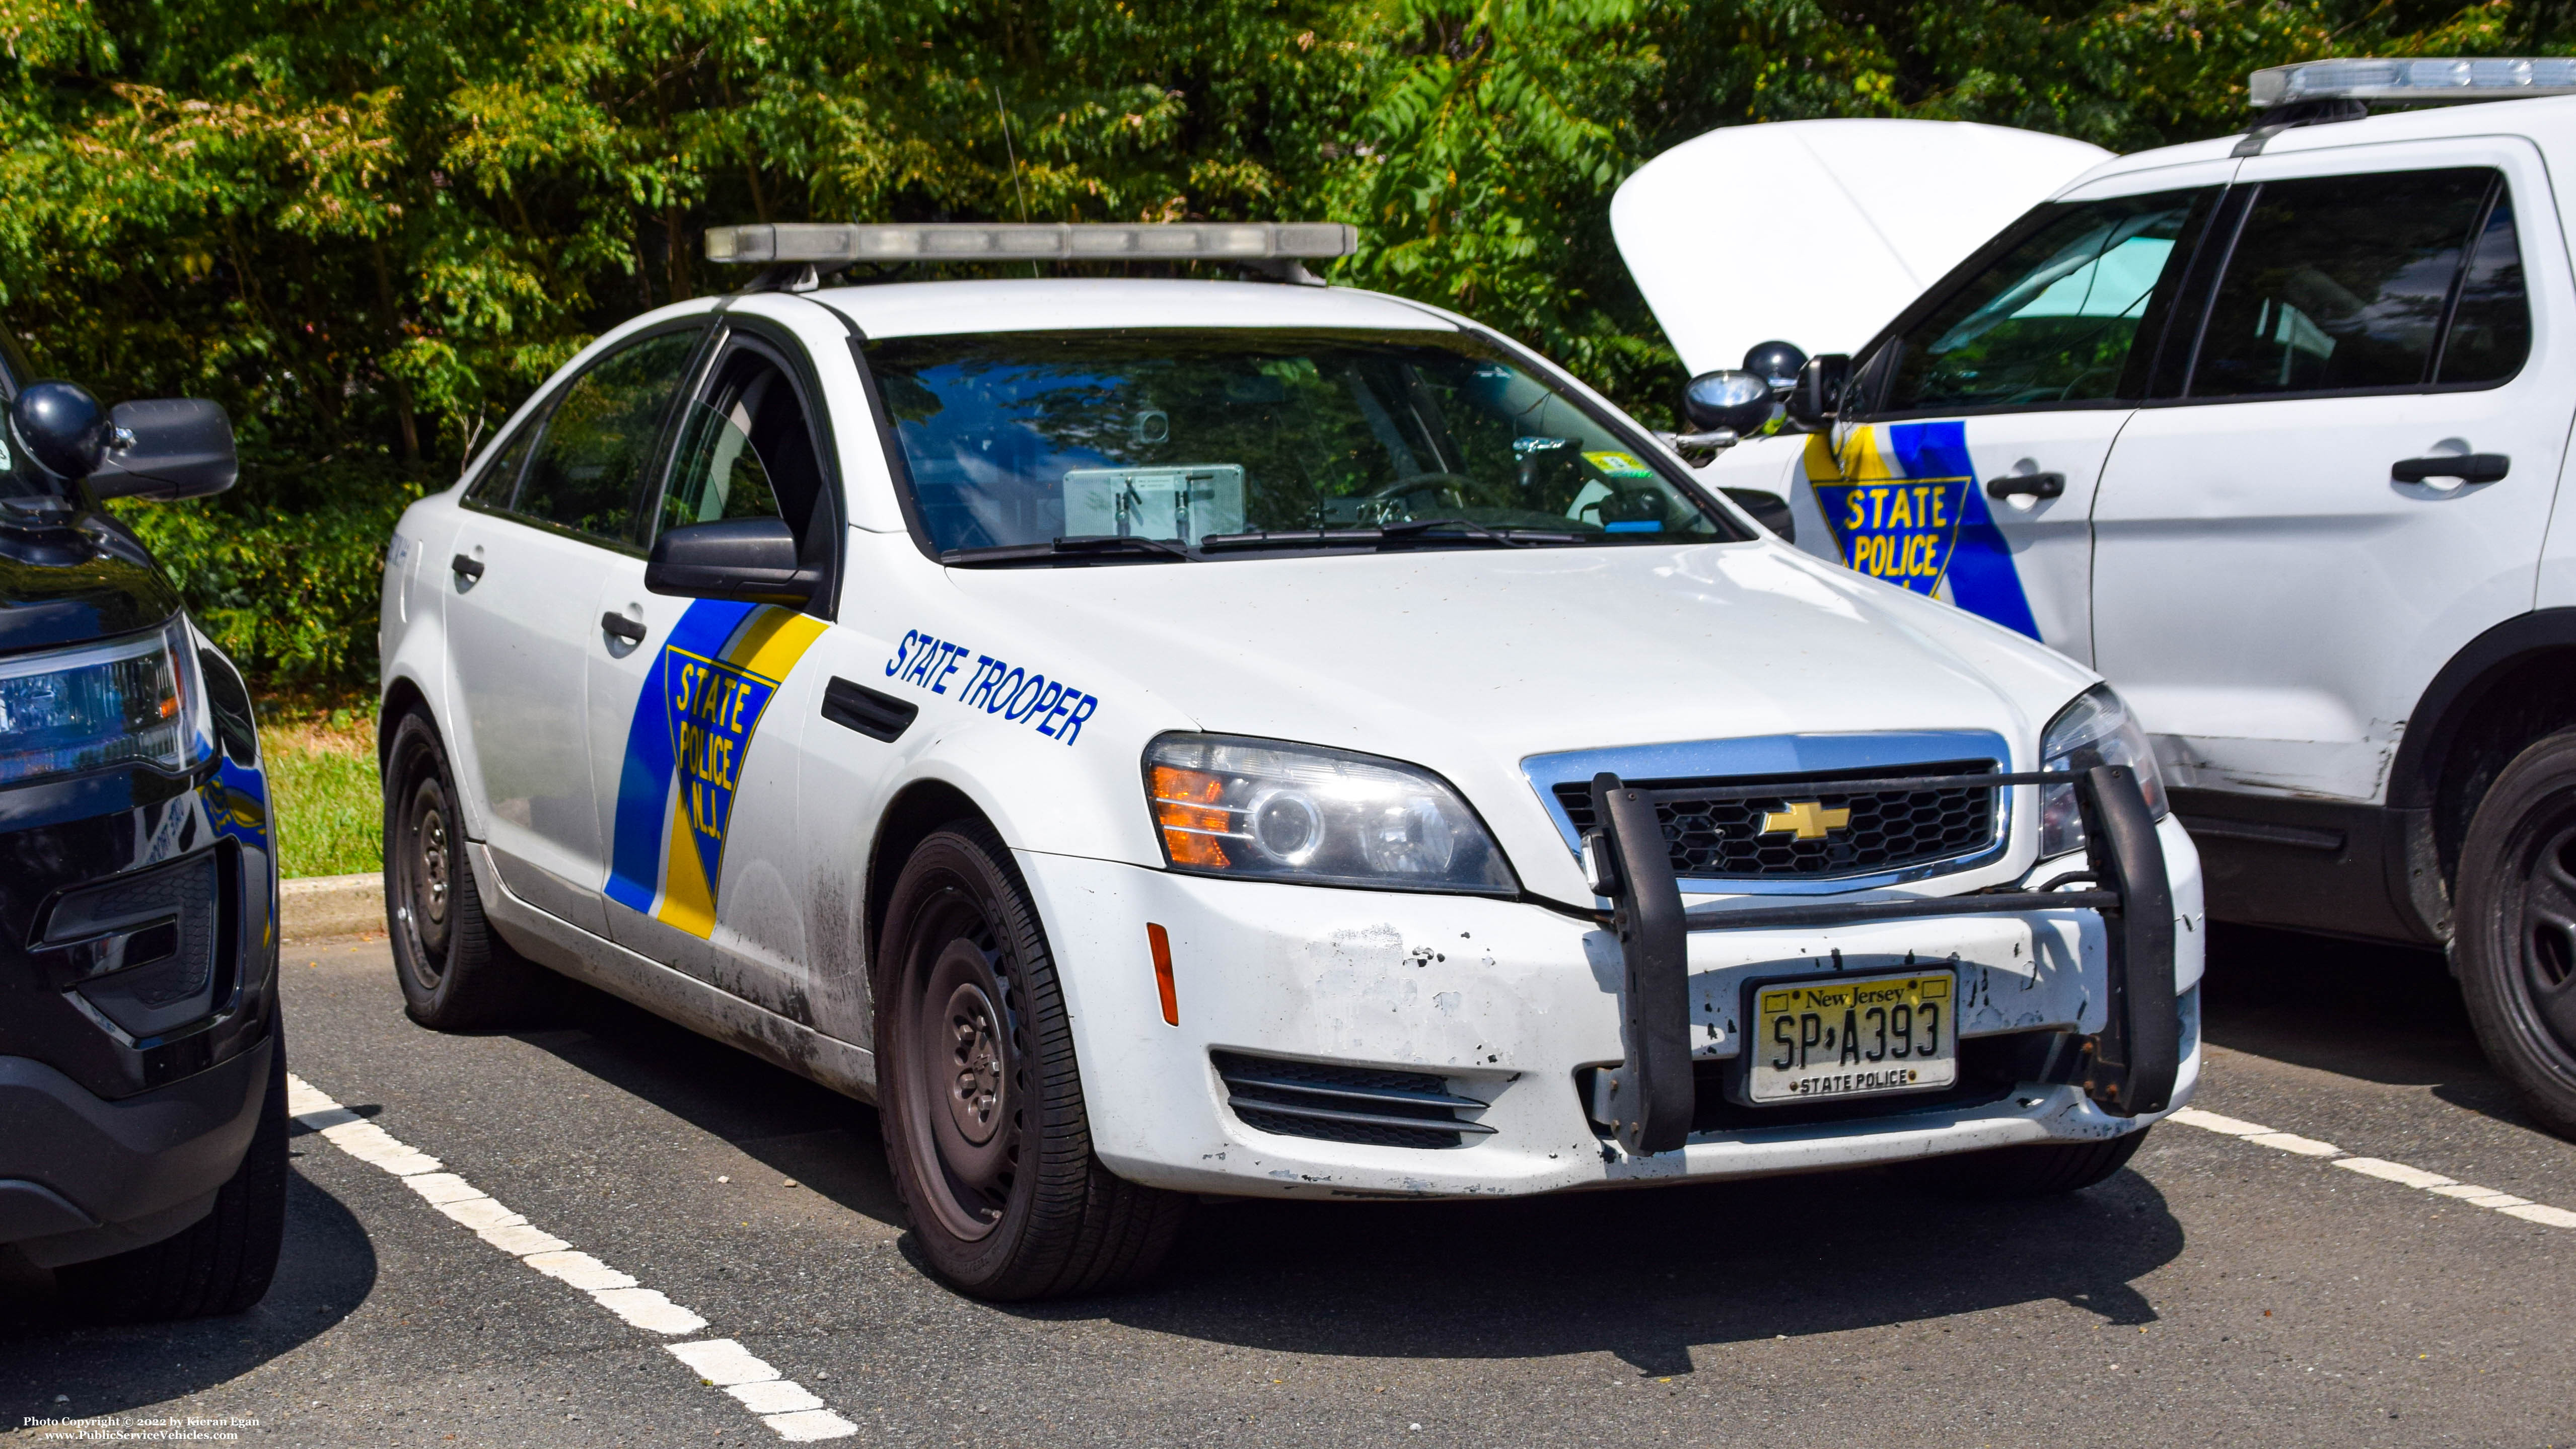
89, 399, 238, 501
1682, 370, 1774, 436
12, 381, 111, 482
1783, 354, 1851, 431
646, 517, 817, 606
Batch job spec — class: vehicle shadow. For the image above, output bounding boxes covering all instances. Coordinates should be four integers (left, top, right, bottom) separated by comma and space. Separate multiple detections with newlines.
1034, 1165, 2182, 1375
507, 979, 906, 1229
2197, 921, 2534, 1125
0, 1162, 378, 1420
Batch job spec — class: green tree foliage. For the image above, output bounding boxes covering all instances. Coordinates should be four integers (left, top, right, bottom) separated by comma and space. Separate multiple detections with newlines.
0, 0, 2556, 683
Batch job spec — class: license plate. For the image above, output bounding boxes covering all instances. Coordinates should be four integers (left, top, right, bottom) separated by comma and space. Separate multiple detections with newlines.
1749, 971, 1956, 1104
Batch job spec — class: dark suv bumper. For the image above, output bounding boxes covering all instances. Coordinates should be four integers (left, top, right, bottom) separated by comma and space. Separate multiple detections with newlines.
0, 739, 279, 1265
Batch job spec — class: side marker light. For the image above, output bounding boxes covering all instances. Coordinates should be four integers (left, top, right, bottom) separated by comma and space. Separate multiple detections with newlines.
1147, 922, 1179, 1027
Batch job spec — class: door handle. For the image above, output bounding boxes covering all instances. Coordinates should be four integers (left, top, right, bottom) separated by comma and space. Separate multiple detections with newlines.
450, 553, 484, 580
2392, 453, 2509, 485
1984, 472, 2065, 501
600, 612, 648, 645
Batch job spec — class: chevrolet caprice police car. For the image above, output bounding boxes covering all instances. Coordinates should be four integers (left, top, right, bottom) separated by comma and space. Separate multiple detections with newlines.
377, 222, 2203, 1299
1625, 60, 2576, 1142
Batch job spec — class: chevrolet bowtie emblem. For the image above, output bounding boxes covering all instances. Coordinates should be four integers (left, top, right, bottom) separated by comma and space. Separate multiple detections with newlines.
1760, 801, 1852, 840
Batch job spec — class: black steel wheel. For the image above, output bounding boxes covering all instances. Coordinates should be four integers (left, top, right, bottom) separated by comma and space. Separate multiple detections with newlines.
2455, 729, 2576, 1138
874, 821, 1186, 1298
382, 710, 553, 1030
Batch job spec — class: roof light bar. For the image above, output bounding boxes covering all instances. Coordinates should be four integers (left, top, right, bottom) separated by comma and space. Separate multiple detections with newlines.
2250, 57, 2576, 108
704, 222, 1359, 266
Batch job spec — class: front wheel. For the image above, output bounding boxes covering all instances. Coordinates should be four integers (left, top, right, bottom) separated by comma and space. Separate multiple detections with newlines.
873, 823, 1185, 1299
2453, 729, 2576, 1138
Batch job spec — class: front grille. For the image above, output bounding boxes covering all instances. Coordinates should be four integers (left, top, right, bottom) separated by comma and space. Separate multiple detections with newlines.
1213, 1051, 1494, 1149
1554, 759, 1998, 881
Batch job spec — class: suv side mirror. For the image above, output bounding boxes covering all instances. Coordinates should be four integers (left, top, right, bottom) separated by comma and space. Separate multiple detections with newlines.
1784, 353, 1851, 431
89, 399, 238, 501
1681, 370, 1774, 436
12, 381, 112, 482
646, 517, 818, 607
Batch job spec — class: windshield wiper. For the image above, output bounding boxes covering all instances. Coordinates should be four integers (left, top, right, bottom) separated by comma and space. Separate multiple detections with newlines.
941, 534, 1194, 566
1377, 518, 1585, 547
1197, 529, 1387, 552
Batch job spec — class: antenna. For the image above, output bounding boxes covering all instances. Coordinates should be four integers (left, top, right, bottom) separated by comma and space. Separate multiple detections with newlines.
993, 85, 1036, 277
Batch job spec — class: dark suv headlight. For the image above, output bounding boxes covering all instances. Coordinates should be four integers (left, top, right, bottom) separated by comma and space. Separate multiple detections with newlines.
0, 618, 213, 785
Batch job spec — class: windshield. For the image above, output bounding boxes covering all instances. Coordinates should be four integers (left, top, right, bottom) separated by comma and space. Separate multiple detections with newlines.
864, 328, 1742, 557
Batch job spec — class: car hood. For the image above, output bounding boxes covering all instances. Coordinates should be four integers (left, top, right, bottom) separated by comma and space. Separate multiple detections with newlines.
1611, 119, 2111, 376
940, 540, 2095, 875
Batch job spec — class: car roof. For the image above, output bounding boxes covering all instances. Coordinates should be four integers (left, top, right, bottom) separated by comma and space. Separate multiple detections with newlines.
800, 277, 1461, 340
2067, 92, 2576, 189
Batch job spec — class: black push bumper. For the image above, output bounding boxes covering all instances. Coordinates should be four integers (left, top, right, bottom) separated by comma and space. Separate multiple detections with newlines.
1585, 763, 2179, 1156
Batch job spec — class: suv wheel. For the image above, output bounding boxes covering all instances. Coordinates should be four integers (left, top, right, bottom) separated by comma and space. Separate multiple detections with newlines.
2454, 729, 2576, 1137
383, 711, 553, 1030
1904, 1128, 2149, 1198
874, 823, 1186, 1299
60, 1031, 288, 1321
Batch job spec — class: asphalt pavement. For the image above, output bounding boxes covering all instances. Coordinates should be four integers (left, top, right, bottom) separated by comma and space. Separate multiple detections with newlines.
5, 922, 2572, 1447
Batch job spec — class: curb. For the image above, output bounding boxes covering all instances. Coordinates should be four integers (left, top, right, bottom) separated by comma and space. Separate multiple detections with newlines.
281, 872, 385, 940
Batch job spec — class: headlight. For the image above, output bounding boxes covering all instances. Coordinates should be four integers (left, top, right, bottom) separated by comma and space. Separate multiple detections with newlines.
1144, 734, 1518, 894
0, 618, 212, 786
2038, 683, 2168, 857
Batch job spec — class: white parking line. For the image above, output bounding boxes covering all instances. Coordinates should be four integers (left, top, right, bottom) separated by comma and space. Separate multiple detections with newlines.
284, 1073, 856, 1441
2168, 1105, 2576, 1227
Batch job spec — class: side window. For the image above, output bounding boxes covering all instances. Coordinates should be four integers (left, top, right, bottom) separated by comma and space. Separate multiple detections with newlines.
2436, 186, 2530, 385
2189, 168, 2521, 397
657, 345, 824, 542
1880, 188, 2207, 413
516, 329, 702, 544
462, 422, 538, 509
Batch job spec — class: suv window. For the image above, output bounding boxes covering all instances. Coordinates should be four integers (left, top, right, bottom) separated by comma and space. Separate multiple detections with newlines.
2189, 168, 2525, 397
1880, 188, 2206, 414
658, 345, 824, 542
515, 328, 701, 544
463, 422, 538, 509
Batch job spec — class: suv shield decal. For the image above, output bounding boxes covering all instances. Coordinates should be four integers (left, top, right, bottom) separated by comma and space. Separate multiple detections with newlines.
1805, 422, 2040, 639
603, 599, 827, 937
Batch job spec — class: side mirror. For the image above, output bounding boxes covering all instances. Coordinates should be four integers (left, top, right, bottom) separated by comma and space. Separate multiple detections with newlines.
12, 381, 111, 482
88, 399, 238, 501
1784, 354, 1851, 431
646, 517, 817, 606
1681, 370, 1774, 436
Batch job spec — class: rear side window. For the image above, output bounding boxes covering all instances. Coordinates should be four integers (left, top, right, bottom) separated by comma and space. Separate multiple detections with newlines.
463, 423, 537, 509
2189, 168, 2527, 397
1880, 189, 2206, 414
515, 329, 702, 544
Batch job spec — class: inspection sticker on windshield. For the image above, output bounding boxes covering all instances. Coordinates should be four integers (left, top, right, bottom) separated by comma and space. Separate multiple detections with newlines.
1750, 971, 1955, 1104
1583, 451, 1655, 478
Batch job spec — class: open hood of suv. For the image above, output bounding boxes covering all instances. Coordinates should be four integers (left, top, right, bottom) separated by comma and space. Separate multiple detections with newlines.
1611, 119, 2112, 376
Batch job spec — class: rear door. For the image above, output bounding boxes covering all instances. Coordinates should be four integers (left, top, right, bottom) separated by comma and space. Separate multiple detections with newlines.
1806, 163, 2234, 661
442, 324, 704, 933
2091, 139, 2570, 803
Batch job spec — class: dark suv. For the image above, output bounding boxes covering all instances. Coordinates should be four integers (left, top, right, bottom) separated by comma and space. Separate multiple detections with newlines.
0, 333, 284, 1320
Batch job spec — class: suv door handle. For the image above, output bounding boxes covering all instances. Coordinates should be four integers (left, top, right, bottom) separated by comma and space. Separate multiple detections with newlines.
1985, 472, 2065, 501
450, 553, 484, 579
2393, 453, 2509, 485
600, 612, 647, 645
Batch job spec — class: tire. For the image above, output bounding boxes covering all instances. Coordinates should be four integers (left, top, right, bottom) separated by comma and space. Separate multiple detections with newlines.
383, 710, 554, 1030
61, 1030, 288, 1321
873, 822, 1186, 1299
1904, 1128, 2148, 1198
2453, 729, 2576, 1138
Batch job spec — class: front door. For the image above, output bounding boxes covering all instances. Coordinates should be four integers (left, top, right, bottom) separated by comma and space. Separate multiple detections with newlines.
1803, 168, 2232, 664
590, 327, 839, 1026
2092, 140, 2571, 803
444, 324, 703, 932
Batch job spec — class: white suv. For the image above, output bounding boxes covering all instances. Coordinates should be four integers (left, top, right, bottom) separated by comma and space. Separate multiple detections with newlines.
1641, 61, 2576, 1136
377, 223, 2201, 1299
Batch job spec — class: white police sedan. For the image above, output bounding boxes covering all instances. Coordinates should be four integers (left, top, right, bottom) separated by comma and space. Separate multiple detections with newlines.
377, 222, 2203, 1299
